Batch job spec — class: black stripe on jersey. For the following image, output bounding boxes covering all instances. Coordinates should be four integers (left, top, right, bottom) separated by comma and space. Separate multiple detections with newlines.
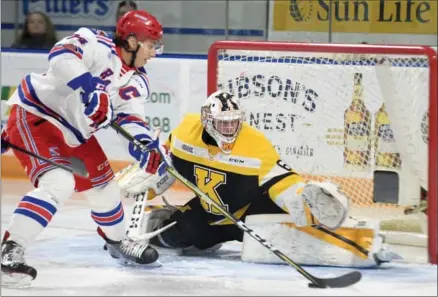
312, 225, 369, 258
260, 172, 296, 194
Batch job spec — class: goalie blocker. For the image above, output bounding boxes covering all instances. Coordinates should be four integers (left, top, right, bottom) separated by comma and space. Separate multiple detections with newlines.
115, 162, 176, 200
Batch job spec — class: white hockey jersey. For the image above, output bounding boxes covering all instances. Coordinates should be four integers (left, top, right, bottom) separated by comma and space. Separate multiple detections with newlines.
7, 27, 152, 147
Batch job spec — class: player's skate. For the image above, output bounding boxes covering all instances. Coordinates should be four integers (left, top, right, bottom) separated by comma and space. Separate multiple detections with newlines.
1, 241, 37, 288
99, 228, 160, 267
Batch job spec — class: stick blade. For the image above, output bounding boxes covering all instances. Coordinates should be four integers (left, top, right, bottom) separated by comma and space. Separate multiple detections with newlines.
309, 271, 362, 289
69, 157, 89, 178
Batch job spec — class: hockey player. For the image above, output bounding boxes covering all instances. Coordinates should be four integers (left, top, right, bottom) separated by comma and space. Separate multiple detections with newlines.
117, 91, 399, 268
1, 10, 169, 287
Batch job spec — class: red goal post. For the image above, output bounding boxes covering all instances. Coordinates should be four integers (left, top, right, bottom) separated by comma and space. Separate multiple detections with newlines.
207, 41, 437, 264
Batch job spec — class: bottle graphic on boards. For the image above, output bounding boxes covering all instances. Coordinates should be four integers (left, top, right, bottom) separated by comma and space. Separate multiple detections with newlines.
344, 73, 372, 169
374, 103, 402, 169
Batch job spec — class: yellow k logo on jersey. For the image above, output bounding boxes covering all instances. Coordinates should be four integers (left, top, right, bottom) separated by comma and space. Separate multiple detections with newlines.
194, 165, 228, 215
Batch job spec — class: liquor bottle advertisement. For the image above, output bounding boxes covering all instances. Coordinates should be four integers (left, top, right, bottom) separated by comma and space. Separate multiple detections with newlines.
343, 73, 372, 170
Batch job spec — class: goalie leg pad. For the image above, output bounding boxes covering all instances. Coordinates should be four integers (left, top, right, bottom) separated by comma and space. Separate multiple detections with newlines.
242, 214, 401, 267
156, 198, 224, 250
83, 180, 125, 242
7, 168, 75, 247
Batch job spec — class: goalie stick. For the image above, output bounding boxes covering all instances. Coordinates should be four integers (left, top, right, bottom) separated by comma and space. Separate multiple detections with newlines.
130, 199, 177, 241
111, 122, 362, 289
3, 140, 89, 178
114, 164, 150, 240
123, 190, 177, 241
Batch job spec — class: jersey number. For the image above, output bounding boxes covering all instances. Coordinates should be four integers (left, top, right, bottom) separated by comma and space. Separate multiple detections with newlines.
194, 166, 228, 216
100, 68, 113, 80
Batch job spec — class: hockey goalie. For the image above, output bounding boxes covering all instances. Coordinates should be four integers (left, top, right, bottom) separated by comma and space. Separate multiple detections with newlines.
116, 91, 401, 268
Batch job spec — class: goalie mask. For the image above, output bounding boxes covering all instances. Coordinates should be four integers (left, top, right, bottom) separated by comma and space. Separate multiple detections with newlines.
201, 91, 245, 154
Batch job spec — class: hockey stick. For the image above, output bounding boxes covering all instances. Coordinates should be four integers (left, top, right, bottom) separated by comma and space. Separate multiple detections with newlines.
4, 140, 89, 178
131, 195, 178, 241
114, 164, 149, 239
126, 191, 149, 239
131, 220, 177, 241
125, 191, 177, 241
111, 122, 361, 288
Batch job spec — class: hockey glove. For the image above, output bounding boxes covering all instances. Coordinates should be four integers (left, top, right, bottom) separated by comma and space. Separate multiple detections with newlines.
1, 125, 10, 154
128, 133, 170, 176
81, 77, 113, 130
285, 181, 349, 230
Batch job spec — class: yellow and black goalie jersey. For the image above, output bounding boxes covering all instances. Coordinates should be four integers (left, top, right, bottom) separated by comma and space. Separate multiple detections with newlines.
167, 113, 305, 225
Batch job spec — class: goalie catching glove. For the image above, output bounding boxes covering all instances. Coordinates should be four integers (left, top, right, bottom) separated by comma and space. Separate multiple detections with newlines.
285, 181, 349, 230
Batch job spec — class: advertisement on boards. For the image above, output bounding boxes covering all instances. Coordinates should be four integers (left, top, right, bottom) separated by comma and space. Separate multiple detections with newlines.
19, 0, 118, 28
272, 0, 437, 35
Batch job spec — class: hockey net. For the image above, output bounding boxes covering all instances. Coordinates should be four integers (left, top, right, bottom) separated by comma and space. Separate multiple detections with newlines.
207, 41, 437, 264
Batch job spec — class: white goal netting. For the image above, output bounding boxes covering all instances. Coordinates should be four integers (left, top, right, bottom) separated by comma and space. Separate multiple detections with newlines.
209, 42, 436, 263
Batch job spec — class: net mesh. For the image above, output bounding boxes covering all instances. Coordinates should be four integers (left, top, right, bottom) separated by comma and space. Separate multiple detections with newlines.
215, 49, 430, 214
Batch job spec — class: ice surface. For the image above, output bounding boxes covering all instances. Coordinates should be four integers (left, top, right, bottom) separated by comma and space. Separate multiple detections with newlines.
1, 190, 436, 296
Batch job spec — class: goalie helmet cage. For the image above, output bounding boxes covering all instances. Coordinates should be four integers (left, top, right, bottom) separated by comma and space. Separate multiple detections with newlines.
207, 41, 437, 264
